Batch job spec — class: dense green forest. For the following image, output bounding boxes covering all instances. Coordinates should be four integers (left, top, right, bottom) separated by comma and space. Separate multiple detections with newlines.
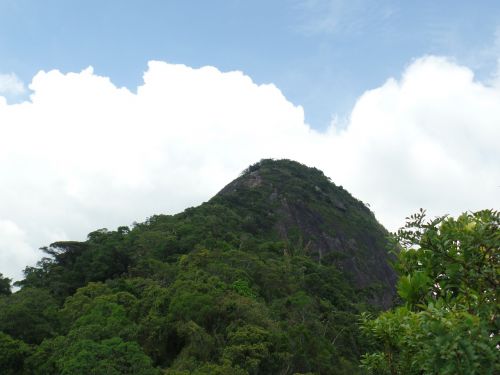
0, 159, 497, 374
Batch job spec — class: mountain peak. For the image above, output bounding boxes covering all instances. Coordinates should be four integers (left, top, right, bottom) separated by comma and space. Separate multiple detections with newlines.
213, 159, 396, 307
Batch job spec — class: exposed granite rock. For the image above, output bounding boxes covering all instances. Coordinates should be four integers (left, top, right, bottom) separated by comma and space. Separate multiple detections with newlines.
214, 159, 397, 308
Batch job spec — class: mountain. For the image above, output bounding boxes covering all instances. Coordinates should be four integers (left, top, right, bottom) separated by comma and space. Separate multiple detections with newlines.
0, 159, 397, 375
213, 159, 396, 307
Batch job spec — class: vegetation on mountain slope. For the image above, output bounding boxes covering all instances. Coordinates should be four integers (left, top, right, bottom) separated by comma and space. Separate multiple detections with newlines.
2, 159, 496, 374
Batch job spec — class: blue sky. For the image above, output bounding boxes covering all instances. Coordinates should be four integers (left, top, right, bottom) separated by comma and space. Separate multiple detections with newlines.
1, 1, 499, 281
2, 0, 500, 129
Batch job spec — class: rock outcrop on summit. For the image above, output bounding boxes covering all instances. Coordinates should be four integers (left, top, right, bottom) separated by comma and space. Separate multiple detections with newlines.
214, 159, 396, 307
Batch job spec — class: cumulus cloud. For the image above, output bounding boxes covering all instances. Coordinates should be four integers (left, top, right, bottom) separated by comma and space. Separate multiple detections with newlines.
326, 56, 500, 230
0, 73, 25, 96
0, 57, 498, 281
0, 220, 38, 279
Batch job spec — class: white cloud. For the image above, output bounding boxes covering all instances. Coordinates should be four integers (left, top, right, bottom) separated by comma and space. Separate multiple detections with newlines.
0, 73, 25, 96
0, 57, 498, 282
325, 56, 500, 230
0, 220, 38, 279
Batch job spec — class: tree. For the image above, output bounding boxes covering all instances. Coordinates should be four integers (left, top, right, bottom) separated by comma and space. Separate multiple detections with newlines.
361, 209, 499, 375
0, 287, 59, 344
57, 337, 159, 375
0, 332, 30, 375
0, 273, 12, 295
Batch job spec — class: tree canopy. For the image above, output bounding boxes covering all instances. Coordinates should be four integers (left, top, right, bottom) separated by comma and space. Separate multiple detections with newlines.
361, 209, 499, 375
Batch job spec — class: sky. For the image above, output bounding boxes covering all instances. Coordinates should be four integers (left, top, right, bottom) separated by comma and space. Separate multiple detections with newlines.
0, 0, 499, 281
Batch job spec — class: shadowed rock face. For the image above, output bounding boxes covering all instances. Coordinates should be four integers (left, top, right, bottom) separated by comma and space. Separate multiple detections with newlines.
214, 159, 397, 308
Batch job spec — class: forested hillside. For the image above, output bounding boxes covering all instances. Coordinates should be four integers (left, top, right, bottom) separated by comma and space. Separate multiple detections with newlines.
0, 159, 398, 374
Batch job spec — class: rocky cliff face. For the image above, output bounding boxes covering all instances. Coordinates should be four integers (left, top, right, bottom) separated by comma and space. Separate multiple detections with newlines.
214, 159, 396, 307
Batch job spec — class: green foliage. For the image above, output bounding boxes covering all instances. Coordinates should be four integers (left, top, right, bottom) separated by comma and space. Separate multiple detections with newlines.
0, 273, 12, 295
231, 279, 257, 298
18, 230, 133, 301
29, 336, 158, 375
0, 332, 30, 375
396, 271, 430, 308
0, 287, 59, 344
361, 209, 499, 375
222, 324, 272, 374
58, 337, 158, 375
0, 159, 399, 374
